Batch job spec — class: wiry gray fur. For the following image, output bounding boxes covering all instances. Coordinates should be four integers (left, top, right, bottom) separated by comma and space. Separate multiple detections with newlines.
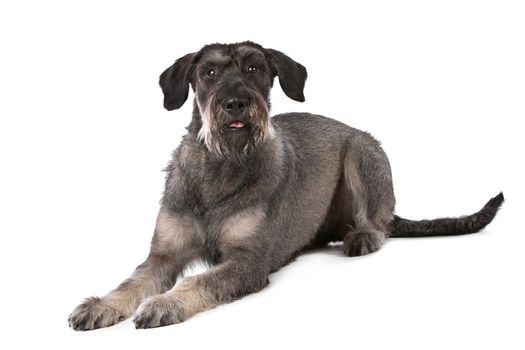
68, 41, 504, 331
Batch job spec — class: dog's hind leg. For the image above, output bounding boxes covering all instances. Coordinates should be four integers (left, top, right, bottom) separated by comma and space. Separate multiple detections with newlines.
340, 135, 395, 257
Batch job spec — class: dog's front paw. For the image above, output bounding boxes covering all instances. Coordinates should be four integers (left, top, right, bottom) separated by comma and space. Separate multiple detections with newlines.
68, 297, 126, 331
134, 295, 184, 329
343, 230, 386, 256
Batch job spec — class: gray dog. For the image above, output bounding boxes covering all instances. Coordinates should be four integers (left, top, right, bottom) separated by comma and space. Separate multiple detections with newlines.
69, 41, 504, 330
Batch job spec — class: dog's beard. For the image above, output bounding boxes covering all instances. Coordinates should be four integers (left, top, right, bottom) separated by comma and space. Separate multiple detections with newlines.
196, 89, 274, 162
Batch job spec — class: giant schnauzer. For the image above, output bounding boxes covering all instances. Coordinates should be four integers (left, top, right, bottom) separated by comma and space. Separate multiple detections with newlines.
69, 41, 504, 330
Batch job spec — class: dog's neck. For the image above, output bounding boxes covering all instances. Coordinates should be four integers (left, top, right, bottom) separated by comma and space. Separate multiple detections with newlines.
187, 100, 205, 136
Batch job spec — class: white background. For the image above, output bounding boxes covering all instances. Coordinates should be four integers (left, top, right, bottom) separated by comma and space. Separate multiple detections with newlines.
1, 1, 524, 349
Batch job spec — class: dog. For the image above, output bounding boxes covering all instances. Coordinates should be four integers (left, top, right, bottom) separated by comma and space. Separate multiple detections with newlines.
69, 41, 504, 330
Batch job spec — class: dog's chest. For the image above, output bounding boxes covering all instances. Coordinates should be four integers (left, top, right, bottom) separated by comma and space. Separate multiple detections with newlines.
173, 149, 267, 212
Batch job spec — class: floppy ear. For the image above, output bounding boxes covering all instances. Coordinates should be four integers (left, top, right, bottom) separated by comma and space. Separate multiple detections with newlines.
266, 49, 308, 102
159, 53, 195, 111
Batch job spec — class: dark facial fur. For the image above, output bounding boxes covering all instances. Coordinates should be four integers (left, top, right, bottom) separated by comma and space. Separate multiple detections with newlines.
69, 41, 503, 331
159, 41, 306, 162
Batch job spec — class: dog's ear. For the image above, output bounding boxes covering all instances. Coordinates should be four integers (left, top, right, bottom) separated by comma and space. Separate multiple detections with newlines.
265, 49, 308, 102
159, 53, 195, 111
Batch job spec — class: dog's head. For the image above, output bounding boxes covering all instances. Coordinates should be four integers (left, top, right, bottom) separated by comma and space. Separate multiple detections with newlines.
159, 41, 307, 160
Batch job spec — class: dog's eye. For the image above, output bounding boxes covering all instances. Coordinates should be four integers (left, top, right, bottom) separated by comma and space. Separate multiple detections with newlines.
207, 69, 217, 77
248, 66, 257, 73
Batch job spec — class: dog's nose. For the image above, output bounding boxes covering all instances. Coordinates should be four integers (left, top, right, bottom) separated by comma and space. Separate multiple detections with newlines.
222, 98, 248, 116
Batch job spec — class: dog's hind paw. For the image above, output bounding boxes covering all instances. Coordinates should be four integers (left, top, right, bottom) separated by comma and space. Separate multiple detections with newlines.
343, 230, 386, 257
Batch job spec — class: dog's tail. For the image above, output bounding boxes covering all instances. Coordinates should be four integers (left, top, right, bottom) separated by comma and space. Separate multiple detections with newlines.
390, 192, 504, 237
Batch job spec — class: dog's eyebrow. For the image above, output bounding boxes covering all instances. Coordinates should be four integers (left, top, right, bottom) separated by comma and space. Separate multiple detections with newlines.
237, 46, 264, 59
201, 51, 231, 66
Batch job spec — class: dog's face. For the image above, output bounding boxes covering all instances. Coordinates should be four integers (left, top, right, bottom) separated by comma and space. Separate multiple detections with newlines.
159, 42, 307, 160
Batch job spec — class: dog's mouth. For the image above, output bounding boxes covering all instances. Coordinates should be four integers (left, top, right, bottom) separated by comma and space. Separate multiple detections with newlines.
227, 120, 246, 129
222, 120, 252, 134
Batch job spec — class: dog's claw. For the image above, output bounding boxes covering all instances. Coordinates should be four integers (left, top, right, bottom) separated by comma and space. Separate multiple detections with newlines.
69, 297, 126, 331
133, 295, 184, 329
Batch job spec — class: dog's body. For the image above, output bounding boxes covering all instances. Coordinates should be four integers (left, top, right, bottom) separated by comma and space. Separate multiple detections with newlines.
69, 42, 504, 331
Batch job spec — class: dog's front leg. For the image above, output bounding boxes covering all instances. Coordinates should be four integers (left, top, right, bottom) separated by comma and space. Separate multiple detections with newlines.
69, 208, 203, 331
133, 250, 269, 329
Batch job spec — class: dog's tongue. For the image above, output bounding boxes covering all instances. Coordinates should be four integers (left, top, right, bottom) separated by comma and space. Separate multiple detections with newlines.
228, 121, 245, 129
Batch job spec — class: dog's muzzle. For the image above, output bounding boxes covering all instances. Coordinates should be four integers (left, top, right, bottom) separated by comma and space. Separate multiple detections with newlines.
221, 97, 251, 129
197, 87, 274, 159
